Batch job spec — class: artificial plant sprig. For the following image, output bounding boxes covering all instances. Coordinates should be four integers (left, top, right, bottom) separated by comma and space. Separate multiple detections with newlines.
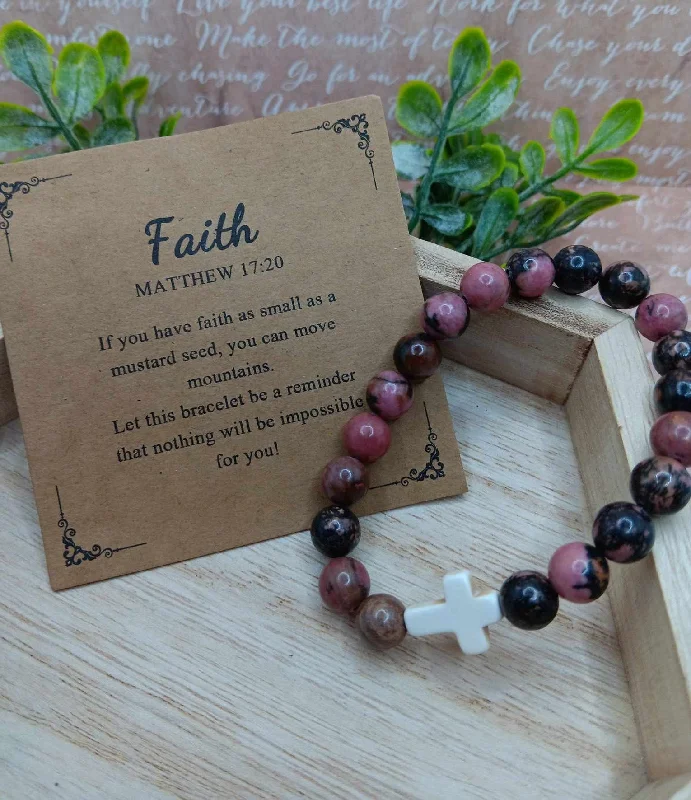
394, 27, 644, 262
0, 21, 181, 158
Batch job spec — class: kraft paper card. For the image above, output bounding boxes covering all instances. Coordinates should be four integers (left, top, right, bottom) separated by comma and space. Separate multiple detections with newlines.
0, 95, 465, 590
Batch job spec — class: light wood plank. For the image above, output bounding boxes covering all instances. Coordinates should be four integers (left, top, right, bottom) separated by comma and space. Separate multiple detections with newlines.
566, 319, 691, 779
414, 238, 623, 403
0, 363, 646, 799
633, 776, 691, 800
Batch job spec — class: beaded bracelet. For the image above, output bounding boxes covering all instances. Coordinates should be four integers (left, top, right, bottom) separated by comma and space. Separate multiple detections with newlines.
310, 245, 691, 655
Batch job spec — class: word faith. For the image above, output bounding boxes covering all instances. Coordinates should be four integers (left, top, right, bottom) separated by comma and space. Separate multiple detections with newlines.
404, 571, 502, 655
144, 205, 259, 266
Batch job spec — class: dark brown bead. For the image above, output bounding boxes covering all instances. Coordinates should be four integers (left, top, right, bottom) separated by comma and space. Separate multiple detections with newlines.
655, 369, 691, 414
499, 571, 559, 630
553, 245, 602, 295
592, 502, 655, 563
630, 456, 691, 516
321, 456, 369, 506
357, 593, 407, 650
319, 557, 370, 614
310, 506, 361, 557
393, 333, 442, 381
653, 330, 691, 376
598, 261, 650, 309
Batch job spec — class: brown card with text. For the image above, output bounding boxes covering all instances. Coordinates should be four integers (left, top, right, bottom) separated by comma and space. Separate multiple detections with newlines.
0, 95, 465, 590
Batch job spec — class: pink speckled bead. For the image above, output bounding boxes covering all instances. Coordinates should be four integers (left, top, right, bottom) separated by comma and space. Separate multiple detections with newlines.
635, 294, 689, 342
548, 542, 609, 604
366, 370, 413, 422
343, 412, 391, 464
505, 248, 555, 298
650, 411, 691, 467
321, 456, 369, 505
319, 557, 370, 614
420, 292, 469, 339
461, 261, 511, 311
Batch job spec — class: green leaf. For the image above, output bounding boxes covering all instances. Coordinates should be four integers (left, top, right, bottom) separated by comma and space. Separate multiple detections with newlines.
159, 111, 182, 137
448, 61, 521, 134
550, 191, 623, 231
546, 188, 582, 205
123, 75, 149, 105
448, 27, 490, 98
586, 99, 644, 155
0, 102, 58, 150
396, 81, 442, 138
574, 157, 638, 182
492, 162, 519, 189
102, 83, 125, 119
72, 122, 91, 148
92, 117, 136, 147
392, 142, 431, 180
0, 21, 53, 96
421, 204, 471, 236
435, 144, 505, 191
518, 141, 545, 183
400, 191, 415, 222
513, 197, 565, 241
97, 31, 130, 86
471, 187, 519, 256
503, 145, 521, 165
53, 43, 105, 124
550, 108, 579, 164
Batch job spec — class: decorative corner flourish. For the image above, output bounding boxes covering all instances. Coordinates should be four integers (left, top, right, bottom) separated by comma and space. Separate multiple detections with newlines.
0, 174, 72, 262
56, 486, 146, 567
371, 402, 445, 490
291, 113, 377, 190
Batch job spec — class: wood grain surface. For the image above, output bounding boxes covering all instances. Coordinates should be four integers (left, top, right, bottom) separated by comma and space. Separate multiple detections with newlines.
1, 361, 647, 799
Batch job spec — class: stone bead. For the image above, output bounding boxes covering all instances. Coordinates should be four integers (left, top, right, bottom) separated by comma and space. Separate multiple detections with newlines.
592, 502, 655, 564
630, 456, 691, 516
653, 330, 691, 376
598, 261, 650, 309
553, 245, 602, 295
548, 542, 610, 604
651, 412, 691, 467
310, 505, 361, 557
654, 369, 691, 414
505, 248, 555, 298
461, 261, 511, 312
321, 456, 369, 506
319, 557, 370, 614
421, 292, 469, 339
393, 333, 442, 381
499, 571, 559, 630
635, 294, 689, 342
366, 370, 413, 422
357, 593, 407, 650
342, 412, 391, 464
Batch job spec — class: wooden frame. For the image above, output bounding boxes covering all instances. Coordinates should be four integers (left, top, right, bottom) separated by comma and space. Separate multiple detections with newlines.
1, 238, 689, 797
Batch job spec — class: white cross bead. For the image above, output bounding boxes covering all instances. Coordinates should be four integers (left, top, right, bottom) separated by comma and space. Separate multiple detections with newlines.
403, 571, 503, 655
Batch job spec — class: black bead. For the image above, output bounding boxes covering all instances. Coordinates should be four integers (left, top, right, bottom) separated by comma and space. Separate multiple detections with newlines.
598, 261, 650, 309
630, 456, 691, 516
654, 369, 691, 414
310, 505, 361, 557
653, 331, 691, 376
553, 245, 602, 295
592, 501, 655, 563
499, 570, 559, 630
